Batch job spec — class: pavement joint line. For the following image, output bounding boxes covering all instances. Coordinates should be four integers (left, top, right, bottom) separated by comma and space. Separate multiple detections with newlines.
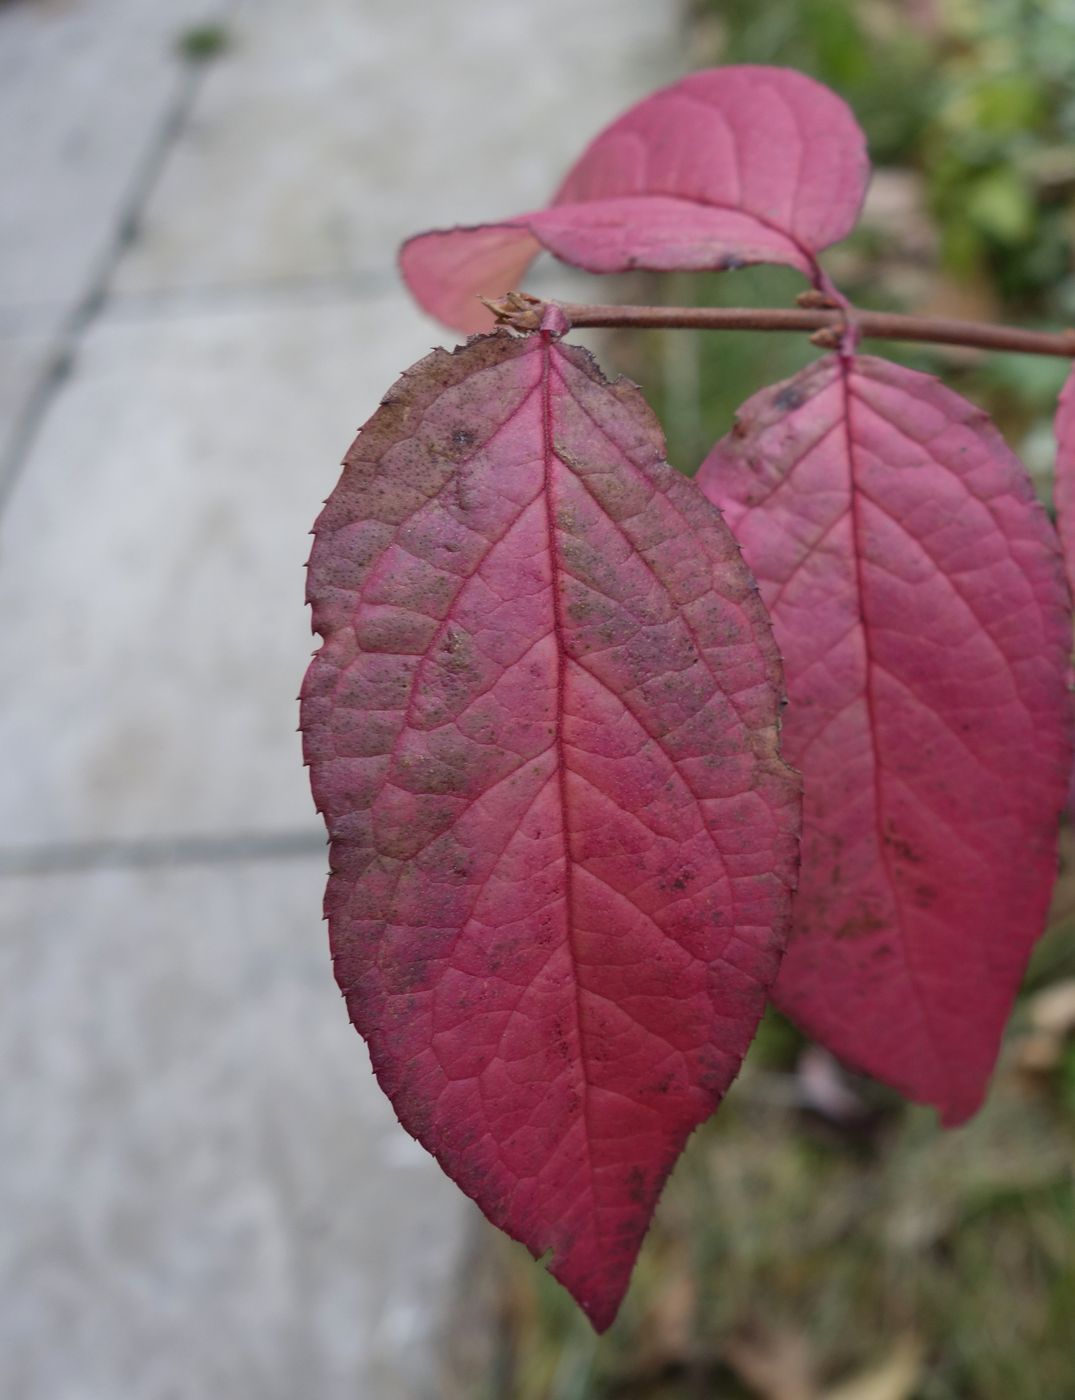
0, 0, 242, 517
0, 828, 327, 877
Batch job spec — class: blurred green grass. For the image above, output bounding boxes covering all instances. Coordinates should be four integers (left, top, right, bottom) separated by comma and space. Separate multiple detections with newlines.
472, 2, 1075, 1395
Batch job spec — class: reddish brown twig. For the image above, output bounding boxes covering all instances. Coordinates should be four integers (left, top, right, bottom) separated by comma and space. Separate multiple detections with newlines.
482, 293, 1075, 358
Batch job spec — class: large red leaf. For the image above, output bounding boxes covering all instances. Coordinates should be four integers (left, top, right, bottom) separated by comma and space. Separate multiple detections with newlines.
401, 66, 869, 333
301, 332, 800, 1329
697, 354, 1073, 1125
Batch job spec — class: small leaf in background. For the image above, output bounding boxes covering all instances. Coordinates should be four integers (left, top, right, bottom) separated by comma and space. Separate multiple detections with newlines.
301, 331, 800, 1329
963, 167, 1035, 247
724, 1322, 816, 1400
1017, 977, 1075, 1074
724, 1326, 922, 1400
826, 1336, 924, 1400
400, 66, 869, 332
1028, 978, 1075, 1037
698, 354, 1073, 1124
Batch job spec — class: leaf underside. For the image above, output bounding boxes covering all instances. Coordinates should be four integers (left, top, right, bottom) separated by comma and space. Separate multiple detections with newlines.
400, 65, 869, 332
301, 332, 800, 1329
698, 354, 1074, 1125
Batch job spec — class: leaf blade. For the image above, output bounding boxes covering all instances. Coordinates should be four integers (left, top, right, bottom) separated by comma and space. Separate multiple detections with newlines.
302, 333, 800, 1328
401, 66, 869, 332
698, 354, 1073, 1124
1053, 366, 1075, 598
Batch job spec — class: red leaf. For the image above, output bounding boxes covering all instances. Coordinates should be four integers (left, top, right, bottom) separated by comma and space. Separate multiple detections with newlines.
697, 354, 1073, 1125
1052, 369, 1075, 816
1053, 367, 1075, 597
401, 66, 869, 332
301, 332, 800, 1329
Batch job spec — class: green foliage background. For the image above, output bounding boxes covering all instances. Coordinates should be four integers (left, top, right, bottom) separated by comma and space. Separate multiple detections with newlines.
472, 4, 1075, 1396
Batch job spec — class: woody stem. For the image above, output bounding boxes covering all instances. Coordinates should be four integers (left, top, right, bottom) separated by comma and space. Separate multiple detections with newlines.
496, 298, 1075, 359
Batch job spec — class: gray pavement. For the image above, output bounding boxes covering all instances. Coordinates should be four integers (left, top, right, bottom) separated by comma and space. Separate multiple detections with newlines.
0, 1, 677, 1396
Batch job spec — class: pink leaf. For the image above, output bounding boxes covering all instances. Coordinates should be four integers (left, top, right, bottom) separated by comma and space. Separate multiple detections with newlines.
1052, 369, 1075, 815
1053, 367, 1075, 598
401, 66, 869, 332
697, 354, 1073, 1125
301, 332, 800, 1329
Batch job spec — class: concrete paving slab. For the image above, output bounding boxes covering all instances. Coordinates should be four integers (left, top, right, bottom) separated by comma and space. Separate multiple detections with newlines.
0, 291, 452, 848
114, 0, 675, 295
0, 332, 55, 465
0, 853, 472, 1400
0, 0, 229, 319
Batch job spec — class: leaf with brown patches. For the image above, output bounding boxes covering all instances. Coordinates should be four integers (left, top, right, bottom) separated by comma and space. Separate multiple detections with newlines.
301, 331, 800, 1329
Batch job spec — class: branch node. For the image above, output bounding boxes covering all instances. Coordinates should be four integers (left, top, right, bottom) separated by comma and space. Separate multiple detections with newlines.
810, 326, 842, 349
797, 289, 840, 310
539, 301, 571, 339
478, 291, 544, 333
